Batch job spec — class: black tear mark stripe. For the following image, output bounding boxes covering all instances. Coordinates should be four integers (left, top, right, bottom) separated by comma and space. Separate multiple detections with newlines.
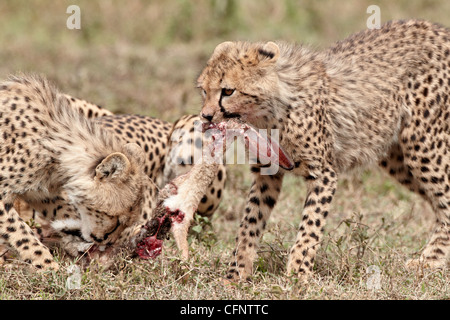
60, 229, 83, 238
219, 90, 240, 119
90, 219, 120, 242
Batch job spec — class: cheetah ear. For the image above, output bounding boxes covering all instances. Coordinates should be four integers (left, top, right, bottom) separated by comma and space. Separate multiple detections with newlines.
95, 152, 131, 181
211, 41, 234, 58
258, 41, 280, 64
122, 143, 144, 167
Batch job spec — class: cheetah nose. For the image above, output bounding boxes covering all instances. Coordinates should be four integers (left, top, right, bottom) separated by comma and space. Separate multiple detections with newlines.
201, 113, 213, 122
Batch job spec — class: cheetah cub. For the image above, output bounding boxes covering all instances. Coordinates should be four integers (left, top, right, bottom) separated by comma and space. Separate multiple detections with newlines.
198, 19, 450, 282
0, 74, 148, 269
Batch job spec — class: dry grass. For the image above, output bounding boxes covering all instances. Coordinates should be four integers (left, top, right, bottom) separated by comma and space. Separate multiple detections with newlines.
2, 168, 448, 300
0, 0, 449, 300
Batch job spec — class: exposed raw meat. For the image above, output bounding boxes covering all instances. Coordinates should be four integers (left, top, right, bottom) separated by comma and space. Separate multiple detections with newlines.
136, 119, 294, 259
202, 119, 294, 170
136, 206, 186, 259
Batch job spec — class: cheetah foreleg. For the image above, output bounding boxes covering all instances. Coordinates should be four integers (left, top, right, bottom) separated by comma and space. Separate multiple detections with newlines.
226, 169, 284, 282
0, 200, 58, 270
286, 167, 337, 281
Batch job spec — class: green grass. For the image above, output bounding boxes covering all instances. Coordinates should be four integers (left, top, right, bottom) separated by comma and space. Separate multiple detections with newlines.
0, 0, 449, 300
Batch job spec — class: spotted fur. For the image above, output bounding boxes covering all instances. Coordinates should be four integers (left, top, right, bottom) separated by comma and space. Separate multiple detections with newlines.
0, 74, 148, 269
198, 20, 450, 281
0, 75, 226, 268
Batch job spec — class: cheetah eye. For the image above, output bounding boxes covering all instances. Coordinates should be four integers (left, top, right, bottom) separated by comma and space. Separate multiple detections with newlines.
221, 88, 235, 97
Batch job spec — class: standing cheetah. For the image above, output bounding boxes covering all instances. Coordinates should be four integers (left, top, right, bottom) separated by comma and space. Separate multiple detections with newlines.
197, 19, 449, 281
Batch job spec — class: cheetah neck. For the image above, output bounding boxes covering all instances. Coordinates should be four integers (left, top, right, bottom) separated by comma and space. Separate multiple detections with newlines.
37, 94, 129, 206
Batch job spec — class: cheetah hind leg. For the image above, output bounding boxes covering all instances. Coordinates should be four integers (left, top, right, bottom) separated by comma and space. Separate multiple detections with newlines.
405, 220, 450, 271
398, 136, 450, 270
405, 190, 450, 271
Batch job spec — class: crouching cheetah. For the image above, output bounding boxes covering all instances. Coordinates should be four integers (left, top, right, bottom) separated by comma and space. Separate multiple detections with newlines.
197, 19, 449, 282
0, 74, 226, 269
0, 74, 150, 269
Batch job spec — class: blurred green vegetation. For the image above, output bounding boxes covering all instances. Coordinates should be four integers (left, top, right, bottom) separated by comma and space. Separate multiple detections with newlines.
0, 0, 447, 120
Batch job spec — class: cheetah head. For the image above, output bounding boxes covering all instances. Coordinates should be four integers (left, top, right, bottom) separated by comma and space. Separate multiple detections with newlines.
197, 41, 294, 171
68, 143, 147, 248
198, 41, 281, 128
